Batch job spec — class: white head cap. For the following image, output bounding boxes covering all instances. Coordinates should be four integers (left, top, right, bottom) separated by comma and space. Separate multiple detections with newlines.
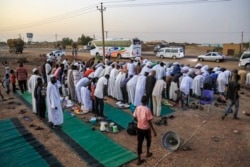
32, 68, 38, 73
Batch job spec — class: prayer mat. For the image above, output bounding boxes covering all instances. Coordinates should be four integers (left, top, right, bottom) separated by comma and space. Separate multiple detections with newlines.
16, 91, 137, 167
129, 103, 175, 116
0, 118, 62, 167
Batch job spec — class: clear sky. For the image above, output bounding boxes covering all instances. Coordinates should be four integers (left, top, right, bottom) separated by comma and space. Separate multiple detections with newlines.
0, 0, 249, 44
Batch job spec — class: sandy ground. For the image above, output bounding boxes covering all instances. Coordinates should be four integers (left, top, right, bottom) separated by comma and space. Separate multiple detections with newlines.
0, 48, 250, 167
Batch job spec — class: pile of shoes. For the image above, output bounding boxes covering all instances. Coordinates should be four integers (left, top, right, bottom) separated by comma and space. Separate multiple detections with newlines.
190, 102, 199, 109
154, 117, 167, 126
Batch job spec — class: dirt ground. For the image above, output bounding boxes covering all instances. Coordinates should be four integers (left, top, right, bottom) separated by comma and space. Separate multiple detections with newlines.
0, 48, 250, 167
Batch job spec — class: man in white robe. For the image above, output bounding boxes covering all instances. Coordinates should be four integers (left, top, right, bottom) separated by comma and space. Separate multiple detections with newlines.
134, 72, 148, 106
45, 60, 52, 84
67, 66, 76, 101
140, 62, 152, 76
108, 65, 119, 97
127, 59, 135, 76
180, 72, 193, 110
47, 75, 64, 128
28, 68, 42, 113
75, 77, 89, 104
155, 62, 166, 80
113, 71, 126, 101
217, 71, 227, 95
104, 64, 112, 76
152, 76, 166, 116
192, 73, 204, 97
126, 75, 139, 104
80, 85, 92, 113
94, 66, 105, 78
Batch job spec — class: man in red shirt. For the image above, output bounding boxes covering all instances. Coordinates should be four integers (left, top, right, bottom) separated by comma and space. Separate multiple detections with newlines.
16, 63, 28, 93
133, 95, 156, 165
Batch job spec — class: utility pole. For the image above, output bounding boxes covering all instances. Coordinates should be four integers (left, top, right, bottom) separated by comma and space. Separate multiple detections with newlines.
55, 33, 57, 48
97, 2, 106, 61
241, 31, 243, 53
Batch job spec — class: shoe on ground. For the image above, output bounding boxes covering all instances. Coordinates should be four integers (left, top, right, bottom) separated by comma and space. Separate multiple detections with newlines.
233, 117, 239, 120
221, 115, 225, 120
137, 159, 145, 166
53, 125, 61, 129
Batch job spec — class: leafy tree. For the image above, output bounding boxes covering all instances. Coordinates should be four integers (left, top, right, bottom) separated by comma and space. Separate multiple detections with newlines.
72, 42, 78, 49
61, 37, 73, 47
77, 34, 93, 45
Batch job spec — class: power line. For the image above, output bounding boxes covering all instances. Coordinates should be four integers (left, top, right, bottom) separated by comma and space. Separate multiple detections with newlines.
107, 0, 231, 8
1, 0, 231, 31
0, 4, 98, 31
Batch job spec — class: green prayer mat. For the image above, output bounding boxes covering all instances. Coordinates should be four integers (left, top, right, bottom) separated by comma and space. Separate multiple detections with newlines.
17, 91, 137, 167
0, 118, 62, 167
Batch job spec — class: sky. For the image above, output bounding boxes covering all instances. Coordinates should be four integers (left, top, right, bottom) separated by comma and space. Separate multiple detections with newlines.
0, 0, 249, 44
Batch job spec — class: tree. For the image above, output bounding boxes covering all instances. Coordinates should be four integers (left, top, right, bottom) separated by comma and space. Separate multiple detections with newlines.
61, 37, 73, 48
77, 34, 93, 45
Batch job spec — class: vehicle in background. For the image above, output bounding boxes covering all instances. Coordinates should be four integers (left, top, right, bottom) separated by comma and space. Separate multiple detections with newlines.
197, 52, 225, 62
239, 50, 250, 70
87, 38, 141, 58
153, 43, 168, 53
46, 50, 65, 62
7, 38, 24, 54
156, 47, 184, 59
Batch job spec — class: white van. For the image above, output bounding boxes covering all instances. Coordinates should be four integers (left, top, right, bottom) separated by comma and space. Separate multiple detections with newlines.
156, 47, 184, 59
239, 50, 250, 70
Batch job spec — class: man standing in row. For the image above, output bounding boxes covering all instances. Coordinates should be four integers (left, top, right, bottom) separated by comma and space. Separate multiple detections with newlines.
28, 68, 41, 113
47, 75, 64, 128
94, 74, 109, 117
16, 62, 28, 94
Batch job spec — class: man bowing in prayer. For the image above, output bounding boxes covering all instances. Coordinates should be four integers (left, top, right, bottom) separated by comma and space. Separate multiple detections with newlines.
47, 75, 64, 128
28, 68, 42, 113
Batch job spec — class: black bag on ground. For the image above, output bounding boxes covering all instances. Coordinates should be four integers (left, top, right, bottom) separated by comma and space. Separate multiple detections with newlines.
127, 122, 137, 135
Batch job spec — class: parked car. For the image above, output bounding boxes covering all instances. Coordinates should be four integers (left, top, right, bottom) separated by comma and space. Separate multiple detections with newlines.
197, 52, 225, 62
156, 47, 184, 59
238, 50, 250, 70
46, 50, 65, 61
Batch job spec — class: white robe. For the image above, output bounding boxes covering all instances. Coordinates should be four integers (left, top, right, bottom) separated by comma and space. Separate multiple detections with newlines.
217, 72, 227, 93
246, 73, 250, 86
47, 81, 63, 125
169, 81, 178, 101
94, 66, 104, 78
134, 75, 146, 106
114, 72, 126, 101
75, 77, 89, 103
80, 86, 92, 111
127, 62, 135, 76
45, 63, 52, 83
126, 75, 139, 104
104, 65, 112, 75
180, 74, 193, 95
156, 66, 166, 80
28, 74, 41, 113
140, 66, 151, 75
108, 68, 119, 97
192, 75, 204, 97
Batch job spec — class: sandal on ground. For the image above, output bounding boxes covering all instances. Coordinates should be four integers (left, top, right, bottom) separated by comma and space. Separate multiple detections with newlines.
137, 159, 145, 166
182, 145, 192, 151
35, 126, 44, 130
146, 152, 152, 157
29, 124, 37, 128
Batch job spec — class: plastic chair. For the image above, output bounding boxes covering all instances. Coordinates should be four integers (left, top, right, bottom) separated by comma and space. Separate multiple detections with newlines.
198, 90, 214, 112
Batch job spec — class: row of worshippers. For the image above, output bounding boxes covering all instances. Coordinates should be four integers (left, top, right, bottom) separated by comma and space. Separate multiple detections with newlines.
36, 56, 247, 118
